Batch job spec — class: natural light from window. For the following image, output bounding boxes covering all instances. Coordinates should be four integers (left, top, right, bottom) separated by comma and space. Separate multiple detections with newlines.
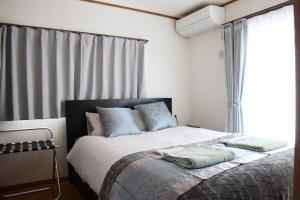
243, 6, 295, 144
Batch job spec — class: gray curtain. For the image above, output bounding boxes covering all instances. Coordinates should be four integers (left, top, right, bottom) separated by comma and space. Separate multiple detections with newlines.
0, 25, 146, 120
224, 19, 247, 134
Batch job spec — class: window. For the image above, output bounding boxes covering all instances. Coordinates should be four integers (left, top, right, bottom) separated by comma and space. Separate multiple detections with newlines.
243, 6, 295, 143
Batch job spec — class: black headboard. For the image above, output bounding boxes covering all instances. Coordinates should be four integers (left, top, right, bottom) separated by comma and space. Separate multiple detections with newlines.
65, 98, 172, 153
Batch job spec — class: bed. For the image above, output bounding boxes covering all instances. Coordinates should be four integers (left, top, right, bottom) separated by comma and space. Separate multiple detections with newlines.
65, 98, 173, 199
65, 98, 294, 200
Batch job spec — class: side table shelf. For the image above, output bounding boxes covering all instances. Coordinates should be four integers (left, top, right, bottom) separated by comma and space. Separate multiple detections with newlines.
0, 128, 61, 200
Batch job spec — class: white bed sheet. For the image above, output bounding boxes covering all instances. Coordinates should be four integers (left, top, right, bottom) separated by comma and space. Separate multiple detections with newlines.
66, 126, 230, 194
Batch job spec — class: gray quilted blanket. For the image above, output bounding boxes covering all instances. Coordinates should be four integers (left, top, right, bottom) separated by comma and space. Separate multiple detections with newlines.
178, 149, 293, 200
99, 148, 293, 200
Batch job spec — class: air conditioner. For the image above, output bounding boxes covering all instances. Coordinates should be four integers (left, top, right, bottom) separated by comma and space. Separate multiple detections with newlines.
176, 5, 225, 37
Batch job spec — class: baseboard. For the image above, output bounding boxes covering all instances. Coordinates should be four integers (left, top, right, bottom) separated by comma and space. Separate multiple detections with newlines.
0, 177, 68, 193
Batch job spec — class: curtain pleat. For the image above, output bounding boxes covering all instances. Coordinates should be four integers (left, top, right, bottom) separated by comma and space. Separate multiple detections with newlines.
99, 37, 106, 99
137, 42, 146, 97
0, 25, 146, 120
224, 19, 248, 135
224, 23, 234, 132
0, 26, 8, 119
41, 29, 50, 118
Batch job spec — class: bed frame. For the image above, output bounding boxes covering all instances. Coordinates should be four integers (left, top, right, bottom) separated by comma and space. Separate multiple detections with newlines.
65, 98, 172, 199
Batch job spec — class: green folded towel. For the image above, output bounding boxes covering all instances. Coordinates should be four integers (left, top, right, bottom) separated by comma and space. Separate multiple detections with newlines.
224, 136, 288, 152
162, 144, 235, 169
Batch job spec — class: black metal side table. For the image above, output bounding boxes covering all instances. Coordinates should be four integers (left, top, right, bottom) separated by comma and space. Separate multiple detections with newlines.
0, 128, 61, 200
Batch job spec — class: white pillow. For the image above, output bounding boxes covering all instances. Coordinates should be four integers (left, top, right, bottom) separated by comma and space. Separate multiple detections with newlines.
85, 112, 104, 136
132, 110, 146, 131
85, 110, 146, 136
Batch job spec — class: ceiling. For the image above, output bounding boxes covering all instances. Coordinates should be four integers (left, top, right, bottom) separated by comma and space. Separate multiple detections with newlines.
93, 0, 232, 18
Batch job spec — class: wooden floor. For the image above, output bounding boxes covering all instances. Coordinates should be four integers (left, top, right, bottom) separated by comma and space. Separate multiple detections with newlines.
1, 180, 83, 200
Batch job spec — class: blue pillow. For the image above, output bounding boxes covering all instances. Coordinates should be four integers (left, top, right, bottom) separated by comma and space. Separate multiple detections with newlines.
134, 102, 177, 131
96, 107, 140, 137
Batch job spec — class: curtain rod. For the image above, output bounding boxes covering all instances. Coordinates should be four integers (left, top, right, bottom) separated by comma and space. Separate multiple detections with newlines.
224, 0, 294, 24
0, 22, 149, 43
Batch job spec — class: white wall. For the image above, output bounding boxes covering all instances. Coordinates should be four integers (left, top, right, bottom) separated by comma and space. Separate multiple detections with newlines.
225, 0, 289, 22
0, 0, 291, 187
0, 0, 191, 187
189, 0, 290, 131
189, 28, 226, 131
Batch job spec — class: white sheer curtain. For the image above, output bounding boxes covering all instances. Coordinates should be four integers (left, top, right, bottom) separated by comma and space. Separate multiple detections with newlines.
243, 6, 295, 143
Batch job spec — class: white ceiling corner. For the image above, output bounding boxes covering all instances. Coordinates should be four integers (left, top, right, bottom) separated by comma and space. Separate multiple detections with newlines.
93, 0, 232, 18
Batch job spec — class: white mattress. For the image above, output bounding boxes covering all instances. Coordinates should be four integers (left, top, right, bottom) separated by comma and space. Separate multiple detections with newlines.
66, 126, 230, 194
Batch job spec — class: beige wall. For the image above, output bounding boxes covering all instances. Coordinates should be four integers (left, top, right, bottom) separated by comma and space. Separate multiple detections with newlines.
189, 0, 290, 131
0, 0, 191, 187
